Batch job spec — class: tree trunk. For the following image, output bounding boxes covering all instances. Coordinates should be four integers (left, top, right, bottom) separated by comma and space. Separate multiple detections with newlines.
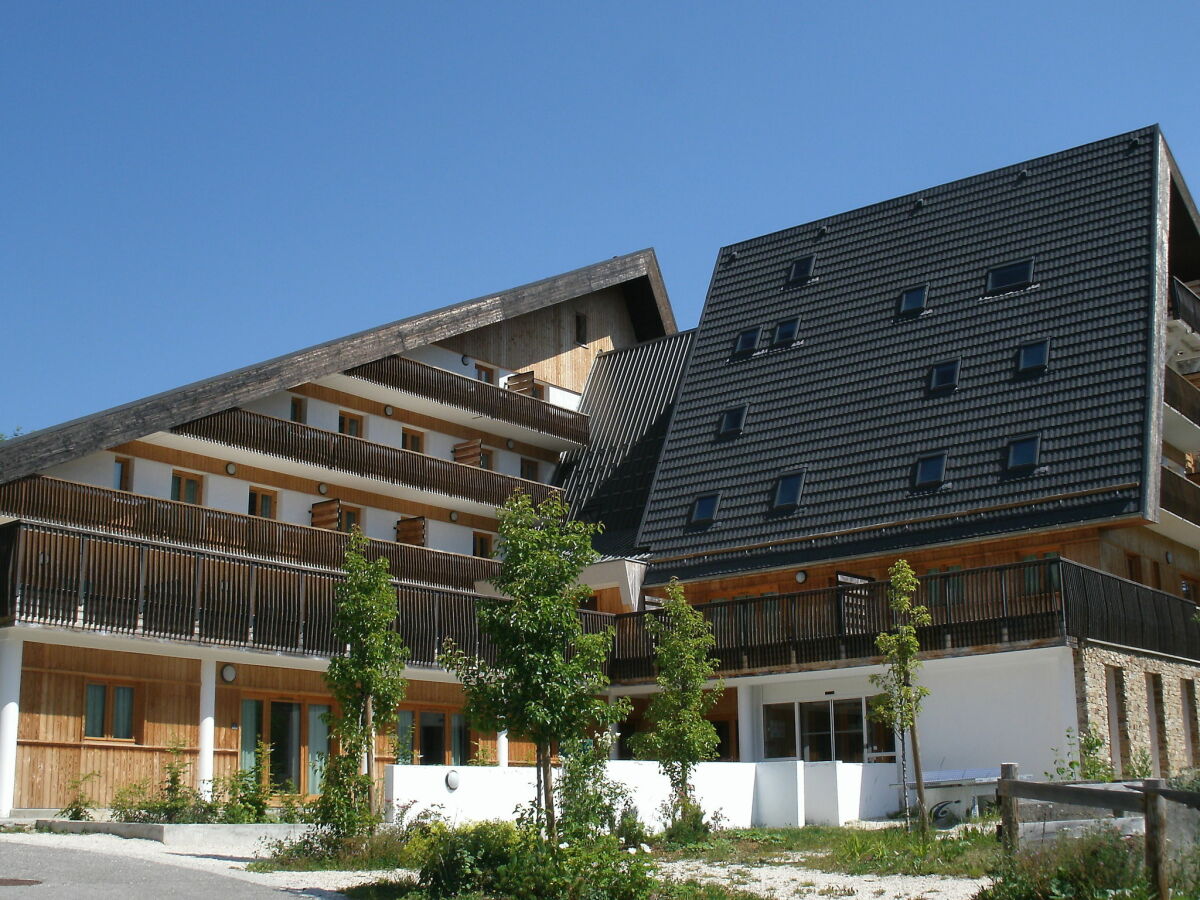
540, 742, 556, 841
365, 695, 376, 816
909, 719, 929, 837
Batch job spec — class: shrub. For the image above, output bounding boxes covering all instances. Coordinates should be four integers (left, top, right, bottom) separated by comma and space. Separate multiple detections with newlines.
1046, 726, 1114, 783
57, 771, 99, 821
557, 735, 644, 845
216, 740, 272, 823
110, 742, 218, 824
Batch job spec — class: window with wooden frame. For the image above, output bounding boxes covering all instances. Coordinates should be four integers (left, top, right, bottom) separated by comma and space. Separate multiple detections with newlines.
339, 505, 363, 533
248, 486, 278, 519
401, 428, 424, 454
170, 470, 203, 505
113, 456, 133, 492
396, 708, 471, 766
290, 396, 308, 424
338, 410, 365, 438
1181, 575, 1199, 603
520, 458, 539, 481
472, 532, 494, 558
239, 695, 331, 795
475, 364, 495, 384
478, 449, 494, 471
84, 682, 137, 741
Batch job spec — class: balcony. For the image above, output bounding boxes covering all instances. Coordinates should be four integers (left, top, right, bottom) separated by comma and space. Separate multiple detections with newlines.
0, 475, 500, 591
343, 355, 590, 447
1167, 279, 1200, 361
0, 520, 611, 663
1163, 368, 1200, 450
169, 409, 559, 510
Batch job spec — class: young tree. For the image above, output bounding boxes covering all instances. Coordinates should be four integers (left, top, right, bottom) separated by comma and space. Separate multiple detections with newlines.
316, 529, 409, 838
441, 491, 628, 840
868, 559, 931, 836
630, 579, 723, 820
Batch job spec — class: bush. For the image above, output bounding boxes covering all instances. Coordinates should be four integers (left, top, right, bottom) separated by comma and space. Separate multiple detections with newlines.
659, 797, 719, 847
111, 742, 219, 824
57, 771, 99, 821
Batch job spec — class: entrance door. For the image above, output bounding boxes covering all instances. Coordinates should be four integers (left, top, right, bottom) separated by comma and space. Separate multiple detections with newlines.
239, 696, 329, 795
270, 701, 302, 792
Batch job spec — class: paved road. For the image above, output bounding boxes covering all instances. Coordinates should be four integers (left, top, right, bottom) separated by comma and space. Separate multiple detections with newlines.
0, 841, 303, 898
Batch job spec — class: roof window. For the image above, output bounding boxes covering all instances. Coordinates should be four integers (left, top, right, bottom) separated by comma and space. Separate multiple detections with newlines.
914, 452, 947, 489
786, 256, 815, 285
717, 406, 747, 438
985, 259, 1034, 295
732, 328, 760, 357
897, 285, 928, 316
772, 471, 806, 509
690, 493, 720, 525
1016, 339, 1050, 373
929, 359, 960, 392
772, 317, 800, 347
1007, 435, 1041, 471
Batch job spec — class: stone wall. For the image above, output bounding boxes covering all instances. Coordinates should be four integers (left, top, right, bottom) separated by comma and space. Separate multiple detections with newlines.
1076, 644, 1200, 777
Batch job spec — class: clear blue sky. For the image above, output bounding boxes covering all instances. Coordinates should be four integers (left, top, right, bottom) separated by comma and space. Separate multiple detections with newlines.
4, 1, 1198, 433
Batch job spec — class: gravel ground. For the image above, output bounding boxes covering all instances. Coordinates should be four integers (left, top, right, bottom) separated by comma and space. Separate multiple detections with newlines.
0, 829, 405, 896
659, 855, 990, 900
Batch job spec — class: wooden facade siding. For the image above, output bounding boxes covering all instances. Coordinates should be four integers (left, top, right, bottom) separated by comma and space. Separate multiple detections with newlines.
345, 356, 589, 445
170, 409, 559, 509
0, 475, 501, 591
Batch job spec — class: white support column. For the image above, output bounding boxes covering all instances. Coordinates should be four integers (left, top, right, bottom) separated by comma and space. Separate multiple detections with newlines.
197, 659, 216, 800
496, 730, 509, 768
737, 684, 758, 763
0, 636, 23, 818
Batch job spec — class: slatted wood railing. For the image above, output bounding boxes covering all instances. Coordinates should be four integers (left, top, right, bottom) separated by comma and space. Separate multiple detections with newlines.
347, 355, 589, 445
1160, 466, 1200, 528
0, 475, 499, 590
171, 409, 559, 508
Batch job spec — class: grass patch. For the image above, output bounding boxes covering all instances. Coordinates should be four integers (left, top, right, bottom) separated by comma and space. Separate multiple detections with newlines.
659, 825, 1000, 877
247, 826, 420, 873
343, 878, 763, 900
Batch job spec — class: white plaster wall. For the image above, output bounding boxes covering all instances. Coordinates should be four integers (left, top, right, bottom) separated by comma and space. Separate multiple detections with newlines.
242, 393, 292, 420
753, 761, 804, 827
424, 519, 475, 557
45, 452, 120, 490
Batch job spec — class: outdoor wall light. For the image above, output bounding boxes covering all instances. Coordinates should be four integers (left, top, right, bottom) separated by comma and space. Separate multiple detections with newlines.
794, 571, 808, 584
220, 664, 237, 683
461, 355, 472, 366
445, 770, 460, 791
317, 483, 329, 495
384, 405, 394, 416
225, 462, 237, 475
506, 439, 515, 449
449, 511, 459, 522
1166, 551, 1174, 564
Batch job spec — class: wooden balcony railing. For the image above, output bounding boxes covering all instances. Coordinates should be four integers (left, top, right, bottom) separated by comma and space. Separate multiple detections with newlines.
0, 475, 500, 591
171, 409, 559, 508
347, 356, 590, 445
1171, 278, 1200, 335
1160, 466, 1200, 527
1164, 367, 1200, 428
0, 521, 611, 663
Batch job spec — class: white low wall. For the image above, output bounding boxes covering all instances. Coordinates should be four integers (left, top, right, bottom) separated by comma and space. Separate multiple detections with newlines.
385, 759, 898, 829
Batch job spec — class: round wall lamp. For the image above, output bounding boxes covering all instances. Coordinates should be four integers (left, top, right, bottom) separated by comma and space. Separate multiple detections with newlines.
445, 769, 460, 791
384, 405, 394, 417
1166, 551, 1174, 565
506, 439, 515, 450
461, 355, 472, 366
317, 483, 329, 495
794, 570, 808, 584
220, 664, 238, 683
449, 511, 459, 522
225, 462, 237, 475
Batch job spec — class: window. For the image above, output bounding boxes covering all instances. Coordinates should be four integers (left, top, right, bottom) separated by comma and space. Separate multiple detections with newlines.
1007, 435, 1041, 471
401, 428, 424, 454
690, 493, 720, 525
530, 383, 546, 401
397, 709, 471, 766
479, 449, 494, 470
520, 458, 539, 481
475, 364, 495, 384
786, 255, 815, 284
897, 285, 928, 316
763, 703, 797, 758
338, 505, 362, 533
338, 410, 364, 438
289, 396, 307, 424
170, 470, 203, 505
472, 532, 494, 558
762, 697, 894, 762
84, 682, 135, 741
248, 487, 277, 519
113, 457, 133, 492
732, 328, 760, 357
1016, 339, 1050, 373
914, 452, 946, 488
772, 317, 800, 347
1182, 576, 1199, 603
772, 471, 806, 509
239, 697, 331, 794
985, 259, 1034, 294
928, 359, 960, 391
575, 313, 588, 345
716, 406, 747, 438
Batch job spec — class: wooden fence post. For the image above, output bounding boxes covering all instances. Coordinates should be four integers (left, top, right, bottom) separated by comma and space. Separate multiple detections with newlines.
1143, 778, 1168, 900
1000, 762, 1020, 856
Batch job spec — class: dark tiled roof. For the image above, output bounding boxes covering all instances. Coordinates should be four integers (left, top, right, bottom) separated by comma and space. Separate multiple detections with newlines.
637, 127, 1162, 569
558, 330, 694, 557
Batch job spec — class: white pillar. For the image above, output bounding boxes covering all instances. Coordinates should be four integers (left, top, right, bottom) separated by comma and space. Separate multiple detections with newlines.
197, 659, 216, 800
0, 636, 23, 818
737, 684, 758, 763
496, 730, 509, 768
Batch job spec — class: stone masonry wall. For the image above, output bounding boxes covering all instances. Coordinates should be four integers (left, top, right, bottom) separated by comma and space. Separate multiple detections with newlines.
1076, 644, 1200, 777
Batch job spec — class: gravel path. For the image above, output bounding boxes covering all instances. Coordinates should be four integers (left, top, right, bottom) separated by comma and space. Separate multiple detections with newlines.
659, 855, 990, 900
0, 829, 406, 896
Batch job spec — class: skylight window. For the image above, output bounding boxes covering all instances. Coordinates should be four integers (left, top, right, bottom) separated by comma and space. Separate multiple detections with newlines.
1016, 339, 1050, 373
690, 493, 720, 525
985, 259, 1035, 295
1007, 435, 1041, 471
929, 359, 960, 392
717, 406, 747, 438
914, 452, 947, 488
897, 285, 928, 316
786, 256, 815, 284
772, 317, 800, 347
732, 328, 760, 357
772, 471, 806, 509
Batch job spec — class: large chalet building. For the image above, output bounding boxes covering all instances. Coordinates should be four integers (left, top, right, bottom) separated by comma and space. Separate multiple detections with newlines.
3, 126, 1200, 815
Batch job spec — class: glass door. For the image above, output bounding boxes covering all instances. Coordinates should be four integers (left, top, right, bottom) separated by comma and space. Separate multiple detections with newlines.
270, 701, 302, 792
